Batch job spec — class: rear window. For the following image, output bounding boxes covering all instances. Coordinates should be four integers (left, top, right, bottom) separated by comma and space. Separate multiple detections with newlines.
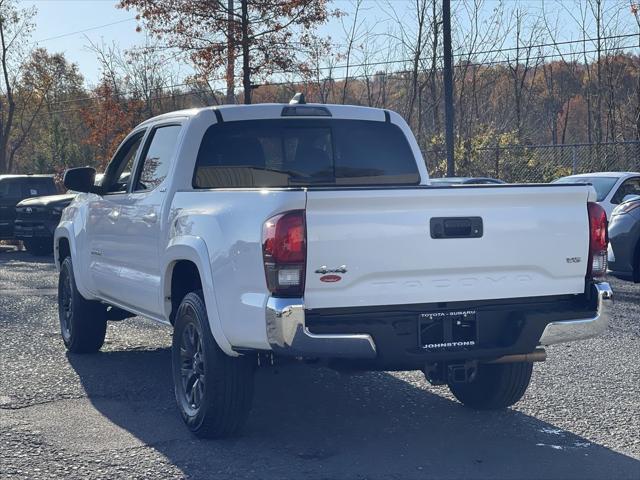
554, 176, 617, 202
193, 119, 420, 188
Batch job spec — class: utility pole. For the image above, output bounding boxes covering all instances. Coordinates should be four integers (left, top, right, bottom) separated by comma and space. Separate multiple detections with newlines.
442, 0, 455, 176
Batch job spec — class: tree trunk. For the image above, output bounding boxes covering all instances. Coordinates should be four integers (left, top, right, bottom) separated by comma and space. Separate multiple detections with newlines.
430, 0, 440, 135
595, 0, 603, 143
0, 17, 16, 174
240, 0, 251, 104
226, 0, 235, 104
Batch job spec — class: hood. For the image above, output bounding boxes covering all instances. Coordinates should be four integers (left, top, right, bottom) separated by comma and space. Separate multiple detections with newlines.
17, 193, 76, 208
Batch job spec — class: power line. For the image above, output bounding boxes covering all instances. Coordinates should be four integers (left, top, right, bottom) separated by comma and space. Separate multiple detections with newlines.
252, 42, 639, 87
32, 18, 137, 44
291, 32, 639, 75
38, 39, 638, 117
34, 32, 638, 115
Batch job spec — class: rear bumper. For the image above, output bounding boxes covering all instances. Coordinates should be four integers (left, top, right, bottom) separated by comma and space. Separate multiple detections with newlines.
538, 282, 612, 345
266, 297, 377, 359
266, 282, 612, 366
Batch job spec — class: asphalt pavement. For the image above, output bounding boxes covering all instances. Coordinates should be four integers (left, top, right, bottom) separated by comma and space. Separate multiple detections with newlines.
1, 249, 639, 480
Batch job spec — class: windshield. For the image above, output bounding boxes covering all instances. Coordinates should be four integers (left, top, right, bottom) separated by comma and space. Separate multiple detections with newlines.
193, 119, 420, 188
554, 176, 618, 201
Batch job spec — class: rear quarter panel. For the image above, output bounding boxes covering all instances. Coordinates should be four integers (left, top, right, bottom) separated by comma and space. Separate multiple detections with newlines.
168, 189, 306, 350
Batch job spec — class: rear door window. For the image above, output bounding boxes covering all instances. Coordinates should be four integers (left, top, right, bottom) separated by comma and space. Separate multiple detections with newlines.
193, 119, 419, 188
134, 125, 182, 192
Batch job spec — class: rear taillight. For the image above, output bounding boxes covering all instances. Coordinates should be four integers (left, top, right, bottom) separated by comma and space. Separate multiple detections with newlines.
262, 210, 306, 297
587, 202, 608, 278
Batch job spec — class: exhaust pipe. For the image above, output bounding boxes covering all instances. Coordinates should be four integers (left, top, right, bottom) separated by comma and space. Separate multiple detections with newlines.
483, 348, 546, 364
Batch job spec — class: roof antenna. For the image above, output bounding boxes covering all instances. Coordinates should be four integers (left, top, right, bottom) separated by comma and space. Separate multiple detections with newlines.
289, 92, 306, 105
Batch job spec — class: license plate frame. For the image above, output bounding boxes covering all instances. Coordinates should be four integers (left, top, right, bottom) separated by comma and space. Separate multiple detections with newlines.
418, 309, 478, 351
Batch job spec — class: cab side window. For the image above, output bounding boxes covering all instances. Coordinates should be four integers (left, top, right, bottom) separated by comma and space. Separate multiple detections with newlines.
611, 177, 640, 204
0, 180, 21, 198
102, 132, 145, 194
134, 125, 182, 192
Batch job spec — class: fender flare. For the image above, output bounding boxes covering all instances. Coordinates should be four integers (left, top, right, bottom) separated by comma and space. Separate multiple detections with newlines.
53, 223, 96, 300
162, 236, 235, 356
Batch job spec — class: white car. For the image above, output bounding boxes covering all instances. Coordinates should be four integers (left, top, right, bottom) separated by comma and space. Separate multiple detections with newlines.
54, 98, 613, 438
554, 172, 640, 218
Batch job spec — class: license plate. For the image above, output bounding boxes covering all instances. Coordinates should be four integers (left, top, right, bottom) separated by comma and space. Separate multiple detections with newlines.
419, 310, 478, 350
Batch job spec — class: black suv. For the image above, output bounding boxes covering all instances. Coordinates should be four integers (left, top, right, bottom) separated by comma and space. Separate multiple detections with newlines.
15, 192, 76, 255
0, 175, 58, 249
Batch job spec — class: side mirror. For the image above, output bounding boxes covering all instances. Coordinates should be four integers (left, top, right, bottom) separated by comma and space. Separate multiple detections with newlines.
622, 194, 640, 203
64, 167, 97, 193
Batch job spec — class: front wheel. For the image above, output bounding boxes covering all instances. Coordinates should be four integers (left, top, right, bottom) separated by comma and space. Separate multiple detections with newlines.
448, 362, 533, 410
58, 257, 107, 353
171, 291, 255, 438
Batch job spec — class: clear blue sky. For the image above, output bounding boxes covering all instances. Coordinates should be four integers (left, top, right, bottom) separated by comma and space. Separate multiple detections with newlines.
22, 0, 640, 87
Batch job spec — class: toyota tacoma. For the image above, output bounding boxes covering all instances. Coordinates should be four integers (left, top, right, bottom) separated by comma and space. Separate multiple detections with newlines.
55, 98, 613, 438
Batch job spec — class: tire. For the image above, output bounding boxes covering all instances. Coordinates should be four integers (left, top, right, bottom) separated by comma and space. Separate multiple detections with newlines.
24, 238, 54, 256
171, 291, 254, 438
448, 362, 533, 410
633, 241, 640, 283
58, 256, 107, 353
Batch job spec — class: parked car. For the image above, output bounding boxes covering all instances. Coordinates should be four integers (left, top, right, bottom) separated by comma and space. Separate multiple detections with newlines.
14, 175, 104, 256
15, 193, 76, 255
0, 175, 57, 241
429, 176, 506, 185
55, 99, 612, 438
553, 172, 640, 218
608, 196, 640, 282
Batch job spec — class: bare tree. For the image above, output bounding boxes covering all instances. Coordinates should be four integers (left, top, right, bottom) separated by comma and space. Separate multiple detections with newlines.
505, 7, 544, 140
0, 0, 35, 173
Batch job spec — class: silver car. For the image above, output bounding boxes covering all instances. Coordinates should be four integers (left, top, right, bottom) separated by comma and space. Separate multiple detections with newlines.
554, 172, 640, 219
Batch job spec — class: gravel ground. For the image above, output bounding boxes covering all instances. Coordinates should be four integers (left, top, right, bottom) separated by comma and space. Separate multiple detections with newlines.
0, 250, 638, 480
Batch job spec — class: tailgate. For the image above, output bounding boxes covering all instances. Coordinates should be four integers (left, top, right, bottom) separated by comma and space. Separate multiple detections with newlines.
304, 185, 591, 309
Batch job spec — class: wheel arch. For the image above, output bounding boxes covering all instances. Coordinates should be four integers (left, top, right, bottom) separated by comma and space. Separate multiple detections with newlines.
54, 225, 75, 270
162, 237, 235, 356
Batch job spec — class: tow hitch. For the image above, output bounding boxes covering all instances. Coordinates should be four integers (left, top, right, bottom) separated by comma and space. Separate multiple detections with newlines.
424, 361, 478, 385
423, 349, 546, 385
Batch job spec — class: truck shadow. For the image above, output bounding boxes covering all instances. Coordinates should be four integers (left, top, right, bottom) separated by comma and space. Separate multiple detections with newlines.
66, 348, 640, 480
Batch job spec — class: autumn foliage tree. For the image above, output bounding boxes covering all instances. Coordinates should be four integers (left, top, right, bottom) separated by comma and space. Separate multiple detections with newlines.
119, 0, 334, 104
80, 80, 141, 169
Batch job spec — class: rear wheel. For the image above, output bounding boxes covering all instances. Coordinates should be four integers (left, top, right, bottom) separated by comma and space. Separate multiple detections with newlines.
58, 257, 107, 353
448, 362, 533, 410
24, 238, 53, 256
171, 291, 254, 438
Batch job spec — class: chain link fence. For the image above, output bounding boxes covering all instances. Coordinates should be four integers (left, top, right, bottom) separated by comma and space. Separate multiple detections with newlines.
424, 141, 640, 183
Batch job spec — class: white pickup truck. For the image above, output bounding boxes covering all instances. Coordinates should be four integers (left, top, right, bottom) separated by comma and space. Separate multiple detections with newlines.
55, 98, 613, 438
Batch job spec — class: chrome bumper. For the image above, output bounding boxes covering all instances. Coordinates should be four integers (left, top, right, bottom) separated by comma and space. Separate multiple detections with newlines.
539, 282, 613, 346
265, 297, 377, 358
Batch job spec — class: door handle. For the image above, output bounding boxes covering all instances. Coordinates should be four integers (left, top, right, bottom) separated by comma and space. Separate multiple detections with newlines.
107, 209, 120, 223
430, 217, 483, 239
142, 212, 157, 225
